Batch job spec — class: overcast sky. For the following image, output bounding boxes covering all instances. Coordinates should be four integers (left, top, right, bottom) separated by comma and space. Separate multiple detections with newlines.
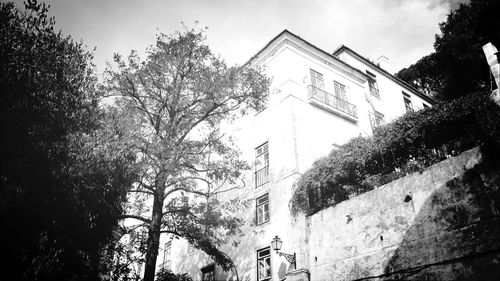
16, 0, 468, 75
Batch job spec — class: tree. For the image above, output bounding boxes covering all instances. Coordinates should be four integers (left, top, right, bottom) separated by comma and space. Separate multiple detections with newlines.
103, 28, 270, 281
396, 0, 500, 101
0, 1, 137, 280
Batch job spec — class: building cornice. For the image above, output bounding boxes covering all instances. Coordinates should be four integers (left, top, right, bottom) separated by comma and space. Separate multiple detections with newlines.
332, 45, 437, 104
244, 30, 368, 84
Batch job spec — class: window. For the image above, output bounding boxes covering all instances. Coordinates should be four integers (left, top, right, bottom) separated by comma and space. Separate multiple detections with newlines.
255, 142, 269, 187
333, 81, 349, 113
333, 81, 347, 100
402, 92, 413, 112
256, 193, 270, 225
310, 69, 324, 90
162, 241, 171, 270
257, 247, 271, 281
201, 265, 215, 281
369, 110, 385, 129
366, 71, 380, 99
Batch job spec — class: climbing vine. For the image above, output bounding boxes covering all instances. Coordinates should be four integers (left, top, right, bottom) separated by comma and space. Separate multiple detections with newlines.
290, 92, 500, 215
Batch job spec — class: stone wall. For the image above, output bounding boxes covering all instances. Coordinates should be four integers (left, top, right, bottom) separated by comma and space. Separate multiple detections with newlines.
308, 146, 500, 280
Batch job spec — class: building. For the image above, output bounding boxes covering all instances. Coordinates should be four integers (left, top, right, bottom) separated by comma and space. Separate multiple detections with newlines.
159, 30, 435, 281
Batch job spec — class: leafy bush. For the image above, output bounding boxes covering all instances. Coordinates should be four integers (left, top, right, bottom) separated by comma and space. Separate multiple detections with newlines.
290, 92, 500, 215
156, 269, 193, 281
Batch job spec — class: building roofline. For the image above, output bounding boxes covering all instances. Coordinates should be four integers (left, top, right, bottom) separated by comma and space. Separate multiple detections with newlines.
242, 29, 289, 68
243, 30, 368, 80
332, 45, 436, 104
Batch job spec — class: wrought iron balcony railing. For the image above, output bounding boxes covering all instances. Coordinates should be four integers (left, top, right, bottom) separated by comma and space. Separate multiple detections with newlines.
307, 85, 357, 119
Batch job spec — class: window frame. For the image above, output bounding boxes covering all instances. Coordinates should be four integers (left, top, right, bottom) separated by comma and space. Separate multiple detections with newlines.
333, 80, 347, 101
163, 241, 172, 270
366, 71, 380, 99
402, 91, 413, 112
310, 69, 324, 90
255, 142, 269, 188
201, 264, 215, 281
369, 110, 385, 129
257, 247, 272, 281
256, 193, 270, 225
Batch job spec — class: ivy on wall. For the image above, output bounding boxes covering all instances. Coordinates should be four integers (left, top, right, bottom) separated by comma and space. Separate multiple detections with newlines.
290, 92, 500, 215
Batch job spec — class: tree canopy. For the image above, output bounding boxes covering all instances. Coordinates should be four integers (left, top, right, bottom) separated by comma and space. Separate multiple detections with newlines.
396, 0, 500, 101
0, 1, 137, 280
102, 28, 270, 281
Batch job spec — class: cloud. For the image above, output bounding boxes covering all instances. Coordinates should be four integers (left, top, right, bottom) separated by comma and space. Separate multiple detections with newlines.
427, 0, 470, 10
26, 0, 461, 74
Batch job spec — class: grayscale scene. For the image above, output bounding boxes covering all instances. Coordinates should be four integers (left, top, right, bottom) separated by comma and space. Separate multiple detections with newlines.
1, 0, 499, 281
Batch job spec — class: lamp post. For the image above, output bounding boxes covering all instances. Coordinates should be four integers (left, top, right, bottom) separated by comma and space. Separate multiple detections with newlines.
271, 235, 296, 270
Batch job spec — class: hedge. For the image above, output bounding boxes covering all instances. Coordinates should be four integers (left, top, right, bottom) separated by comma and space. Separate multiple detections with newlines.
289, 92, 500, 215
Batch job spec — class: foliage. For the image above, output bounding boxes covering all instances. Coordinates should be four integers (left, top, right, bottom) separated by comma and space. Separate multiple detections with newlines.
290, 92, 500, 215
0, 1, 137, 280
396, 0, 500, 101
100, 232, 145, 281
156, 269, 193, 281
102, 27, 270, 281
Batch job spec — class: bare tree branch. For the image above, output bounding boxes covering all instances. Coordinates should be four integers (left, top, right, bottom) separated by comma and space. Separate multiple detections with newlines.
161, 207, 191, 217
117, 214, 151, 224
164, 186, 210, 200
128, 189, 154, 195
124, 223, 149, 233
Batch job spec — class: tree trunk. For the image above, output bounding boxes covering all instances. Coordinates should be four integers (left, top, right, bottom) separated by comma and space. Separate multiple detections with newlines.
143, 178, 165, 281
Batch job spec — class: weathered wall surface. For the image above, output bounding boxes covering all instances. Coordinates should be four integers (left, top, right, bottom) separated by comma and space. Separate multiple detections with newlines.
309, 146, 500, 280
169, 39, 370, 281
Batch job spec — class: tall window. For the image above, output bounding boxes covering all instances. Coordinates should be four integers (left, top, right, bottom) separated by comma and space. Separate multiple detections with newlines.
366, 71, 379, 99
333, 81, 347, 100
255, 142, 269, 187
257, 247, 271, 281
369, 110, 385, 129
163, 241, 171, 270
256, 193, 270, 225
402, 92, 413, 112
333, 80, 348, 112
310, 69, 324, 89
309, 69, 325, 104
201, 265, 215, 281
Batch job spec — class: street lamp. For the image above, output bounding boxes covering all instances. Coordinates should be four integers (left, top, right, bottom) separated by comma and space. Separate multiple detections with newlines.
271, 235, 296, 270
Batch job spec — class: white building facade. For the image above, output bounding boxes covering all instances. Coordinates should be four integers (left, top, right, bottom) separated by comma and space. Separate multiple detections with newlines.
159, 30, 435, 281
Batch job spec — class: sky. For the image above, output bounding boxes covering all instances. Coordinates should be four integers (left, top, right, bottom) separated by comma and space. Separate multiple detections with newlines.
15, 0, 469, 75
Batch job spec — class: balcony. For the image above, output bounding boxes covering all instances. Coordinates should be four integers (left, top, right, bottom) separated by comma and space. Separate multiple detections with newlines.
307, 85, 357, 121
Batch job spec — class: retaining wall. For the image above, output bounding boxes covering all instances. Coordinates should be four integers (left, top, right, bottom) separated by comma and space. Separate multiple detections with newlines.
308, 146, 500, 280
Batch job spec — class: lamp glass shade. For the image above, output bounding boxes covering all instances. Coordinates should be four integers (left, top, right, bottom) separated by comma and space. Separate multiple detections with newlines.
271, 235, 282, 251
